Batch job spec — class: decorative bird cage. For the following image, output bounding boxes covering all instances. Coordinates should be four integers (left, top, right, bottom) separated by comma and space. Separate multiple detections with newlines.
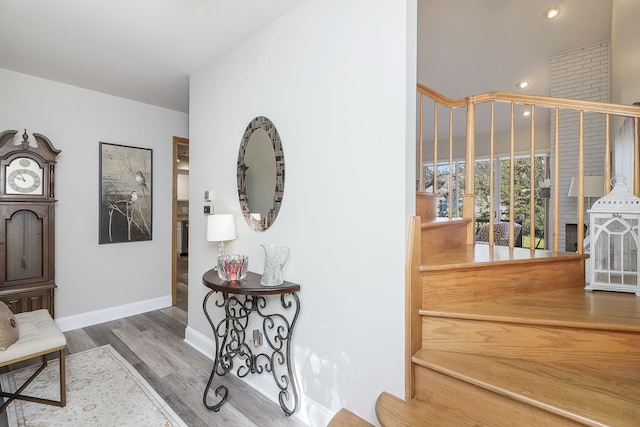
586, 176, 640, 295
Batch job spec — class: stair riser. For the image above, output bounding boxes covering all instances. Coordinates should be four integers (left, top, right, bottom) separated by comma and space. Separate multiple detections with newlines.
414, 366, 583, 426
421, 260, 584, 308
422, 317, 640, 366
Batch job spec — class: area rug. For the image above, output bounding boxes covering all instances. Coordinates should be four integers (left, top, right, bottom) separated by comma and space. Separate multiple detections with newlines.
0, 345, 187, 427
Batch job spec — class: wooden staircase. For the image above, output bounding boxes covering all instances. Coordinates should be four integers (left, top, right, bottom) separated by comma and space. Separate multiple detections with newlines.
375, 216, 640, 426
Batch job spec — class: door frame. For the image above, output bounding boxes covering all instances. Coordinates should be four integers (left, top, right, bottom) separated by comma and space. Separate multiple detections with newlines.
172, 136, 189, 306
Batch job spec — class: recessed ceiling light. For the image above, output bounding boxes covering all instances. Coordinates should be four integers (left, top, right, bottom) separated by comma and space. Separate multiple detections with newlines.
544, 7, 560, 19
517, 81, 529, 89
522, 110, 531, 117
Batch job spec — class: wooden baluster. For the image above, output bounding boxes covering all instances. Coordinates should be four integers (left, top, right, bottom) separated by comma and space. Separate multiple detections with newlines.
464, 101, 476, 244
605, 114, 611, 195
577, 111, 584, 254
529, 105, 536, 252
433, 103, 438, 195
418, 94, 424, 192
449, 106, 454, 219
635, 117, 639, 197
509, 103, 515, 248
489, 101, 495, 246
553, 107, 560, 252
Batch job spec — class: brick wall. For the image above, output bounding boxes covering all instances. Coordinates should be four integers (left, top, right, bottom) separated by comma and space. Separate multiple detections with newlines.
549, 42, 609, 251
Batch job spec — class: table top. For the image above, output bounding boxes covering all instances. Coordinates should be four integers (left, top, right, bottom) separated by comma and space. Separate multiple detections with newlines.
202, 270, 300, 295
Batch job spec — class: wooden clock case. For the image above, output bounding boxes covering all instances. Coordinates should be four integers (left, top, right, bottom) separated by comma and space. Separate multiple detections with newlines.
0, 130, 60, 317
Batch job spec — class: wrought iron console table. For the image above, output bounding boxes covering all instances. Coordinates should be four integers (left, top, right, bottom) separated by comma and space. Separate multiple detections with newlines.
201, 269, 301, 416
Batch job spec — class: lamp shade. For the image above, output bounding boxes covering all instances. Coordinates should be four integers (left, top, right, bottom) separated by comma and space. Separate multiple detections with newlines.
567, 176, 605, 198
207, 214, 236, 242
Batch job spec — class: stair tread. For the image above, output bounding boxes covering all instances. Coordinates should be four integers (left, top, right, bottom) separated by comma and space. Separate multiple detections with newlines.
328, 408, 374, 427
414, 349, 640, 426
376, 391, 469, 426
422, 286, 640, 332
420, 244, 587, 271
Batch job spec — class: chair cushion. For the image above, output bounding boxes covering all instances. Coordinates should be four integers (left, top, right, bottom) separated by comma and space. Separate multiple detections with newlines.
477, 223, 510, 242
493, 223, 509, 241
477, 222, 521, 246
0, 309, 66, 365
476, 224, 490, 241
0, 302, 18, 351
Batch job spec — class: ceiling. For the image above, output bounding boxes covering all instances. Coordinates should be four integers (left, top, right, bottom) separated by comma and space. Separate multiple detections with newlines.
0, 1, 612, 115
0, 0, 307, 113
418, 0, 612, 100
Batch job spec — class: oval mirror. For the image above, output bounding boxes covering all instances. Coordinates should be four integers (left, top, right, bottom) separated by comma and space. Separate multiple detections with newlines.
237, 116, 285, 231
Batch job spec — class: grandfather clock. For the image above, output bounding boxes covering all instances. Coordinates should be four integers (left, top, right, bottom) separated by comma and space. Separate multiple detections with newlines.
0, 130, 60, 317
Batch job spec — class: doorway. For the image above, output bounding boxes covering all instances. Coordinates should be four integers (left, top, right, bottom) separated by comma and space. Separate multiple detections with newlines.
172, 137, 189, 311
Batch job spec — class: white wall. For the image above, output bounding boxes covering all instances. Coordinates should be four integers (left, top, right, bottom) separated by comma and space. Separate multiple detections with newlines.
611, 0, 640, 106
0, 68, 188, 325
187, 0, 415, 425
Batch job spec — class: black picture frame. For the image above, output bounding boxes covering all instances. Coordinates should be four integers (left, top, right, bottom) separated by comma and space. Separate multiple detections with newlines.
99, 142, 152, 244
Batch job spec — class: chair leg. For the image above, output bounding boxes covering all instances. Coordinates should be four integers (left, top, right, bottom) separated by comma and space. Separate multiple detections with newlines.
59, 348, 66, 407
0, 347, 67, 413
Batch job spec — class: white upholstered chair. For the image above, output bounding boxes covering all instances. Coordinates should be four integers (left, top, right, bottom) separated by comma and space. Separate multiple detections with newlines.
0, 309, 66, 412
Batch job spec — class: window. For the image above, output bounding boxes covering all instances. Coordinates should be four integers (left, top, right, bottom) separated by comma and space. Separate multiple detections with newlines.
423, 162, 464, 218
424, 154, 549, 248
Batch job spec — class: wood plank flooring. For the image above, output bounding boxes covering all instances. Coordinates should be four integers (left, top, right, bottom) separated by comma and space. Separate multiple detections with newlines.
176, 255, 188, 312
1, 255, 307, 427
63, 307, 306, 427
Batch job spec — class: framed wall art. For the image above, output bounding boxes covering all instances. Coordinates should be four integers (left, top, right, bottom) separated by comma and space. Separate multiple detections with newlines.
99, 142, 152, 243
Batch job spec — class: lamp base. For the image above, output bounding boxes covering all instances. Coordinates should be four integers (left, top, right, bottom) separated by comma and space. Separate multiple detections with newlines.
213, 241, 226, 271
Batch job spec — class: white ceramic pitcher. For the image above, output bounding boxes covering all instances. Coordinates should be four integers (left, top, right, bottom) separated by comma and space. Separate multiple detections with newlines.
260, 244, 290, 286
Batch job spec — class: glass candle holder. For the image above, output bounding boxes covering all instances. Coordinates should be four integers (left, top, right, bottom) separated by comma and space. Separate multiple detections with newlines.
217, 254, 249, 281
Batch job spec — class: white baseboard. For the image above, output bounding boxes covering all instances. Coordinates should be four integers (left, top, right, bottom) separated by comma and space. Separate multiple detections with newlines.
184, 326, 332, 426
55, 295, 173, 332
184, 325, 215, 359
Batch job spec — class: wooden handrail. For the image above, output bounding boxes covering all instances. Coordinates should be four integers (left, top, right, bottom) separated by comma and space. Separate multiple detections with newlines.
419, 83, 640, 118
417, 83, 640, 252
471, 92, 640, 117
416, 83, 466, 107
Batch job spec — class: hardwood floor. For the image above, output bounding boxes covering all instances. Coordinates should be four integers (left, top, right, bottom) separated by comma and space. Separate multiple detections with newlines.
1, 257, 306, 426
63, 307, 306, 426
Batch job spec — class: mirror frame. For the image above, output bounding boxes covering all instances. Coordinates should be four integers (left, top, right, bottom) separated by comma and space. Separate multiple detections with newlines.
237, 116, 285, 231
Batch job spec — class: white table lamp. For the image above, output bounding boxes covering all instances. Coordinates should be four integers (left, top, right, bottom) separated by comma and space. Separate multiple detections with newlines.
568, 176, 605, 204
568, 175, 606, 222
207, 214, 236, 265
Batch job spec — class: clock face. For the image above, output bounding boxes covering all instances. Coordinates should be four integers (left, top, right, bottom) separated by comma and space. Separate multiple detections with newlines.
5, 157, 44, 195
